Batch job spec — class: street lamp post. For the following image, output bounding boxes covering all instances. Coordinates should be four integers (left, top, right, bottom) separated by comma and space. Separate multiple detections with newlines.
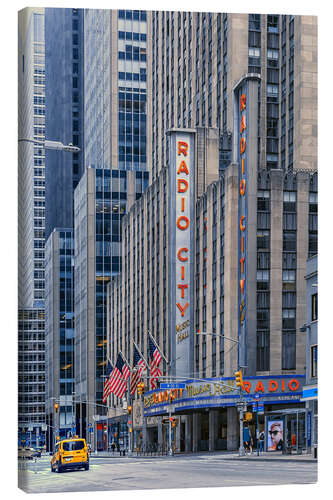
18, 138, 81, 153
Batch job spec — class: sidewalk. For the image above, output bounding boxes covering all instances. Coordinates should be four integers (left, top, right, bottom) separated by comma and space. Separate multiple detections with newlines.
91, 449, 317, 463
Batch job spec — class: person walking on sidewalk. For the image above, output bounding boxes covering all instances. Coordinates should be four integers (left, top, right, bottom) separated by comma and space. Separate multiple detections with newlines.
259, 431, 265, 453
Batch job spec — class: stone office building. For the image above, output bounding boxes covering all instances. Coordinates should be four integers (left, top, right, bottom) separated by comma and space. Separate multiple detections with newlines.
106, 117, 317, 451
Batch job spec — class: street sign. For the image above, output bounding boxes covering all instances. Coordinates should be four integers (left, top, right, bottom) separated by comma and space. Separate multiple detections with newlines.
160, 383, 186, 389
252, 403, 258, 411
257, 403, 264, 414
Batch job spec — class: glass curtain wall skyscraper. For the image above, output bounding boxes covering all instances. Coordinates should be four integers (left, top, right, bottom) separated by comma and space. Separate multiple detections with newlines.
44, 7, 85, 241
84, 9, 149, 171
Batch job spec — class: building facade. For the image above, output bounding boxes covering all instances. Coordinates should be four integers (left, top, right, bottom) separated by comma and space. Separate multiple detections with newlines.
73, 167, 149, 445
18, 8, 47, 448
45, 229, 75, 449
106, 124, 317, 452
44, 7, 85, 241
84, 9, 149, 171
301, 255, 318, 456
18, 308, 46, 448
150, 12, 317, 178
18, 7, 46, 308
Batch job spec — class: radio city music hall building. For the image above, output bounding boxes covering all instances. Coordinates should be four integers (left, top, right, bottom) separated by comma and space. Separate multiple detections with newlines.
104, 74, 317, 452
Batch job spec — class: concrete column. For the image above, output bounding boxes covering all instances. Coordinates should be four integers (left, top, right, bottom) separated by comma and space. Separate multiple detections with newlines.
157, 417, 163, 448
175, 421, 181, 452
296, 172, 309, 371
270, 170, 283, 372
192, 413, 200, 453
209, 410, 219, 451
185, 415, 192, 452
227, 407, 239, 451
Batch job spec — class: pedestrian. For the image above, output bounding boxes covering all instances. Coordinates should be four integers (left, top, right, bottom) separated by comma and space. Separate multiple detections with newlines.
250, 436, 254, 454
111, 442, 115, 455
243, 426, 250, 455
259, 430, 265, 453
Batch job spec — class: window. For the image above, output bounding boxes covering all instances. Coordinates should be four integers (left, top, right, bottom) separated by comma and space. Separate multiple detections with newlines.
282, 331, 296, 369
257, 331, 269, 371
257, 230, 270, 250
257, 190, 270, 211
283, 191, 296, 212
267, 84, 278, 96
311, 293, 318, 321
249, 47, 260, 57
283, 231, 296, 251
311, 345, 318, 378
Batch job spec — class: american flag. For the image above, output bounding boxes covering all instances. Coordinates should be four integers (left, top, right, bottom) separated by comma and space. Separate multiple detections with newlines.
130, 345, 147, 395
102, 359, 113, 403
149, 336, 162, 389
109, 353, 130, 399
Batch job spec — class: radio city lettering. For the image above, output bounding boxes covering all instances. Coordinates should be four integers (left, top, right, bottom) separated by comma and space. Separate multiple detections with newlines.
176, 140, 190, 318
239, 92, 247, 325
144, 377, 301, 409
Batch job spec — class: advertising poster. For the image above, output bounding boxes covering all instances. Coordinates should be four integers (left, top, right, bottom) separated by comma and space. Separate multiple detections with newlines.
267, 420, 284, 451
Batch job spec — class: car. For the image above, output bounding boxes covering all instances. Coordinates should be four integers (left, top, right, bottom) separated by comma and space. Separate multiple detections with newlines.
18, 447, 37, 460
50, 437, 89, 473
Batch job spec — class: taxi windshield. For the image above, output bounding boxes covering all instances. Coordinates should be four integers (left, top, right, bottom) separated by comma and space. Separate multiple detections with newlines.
62, 440, 85, 451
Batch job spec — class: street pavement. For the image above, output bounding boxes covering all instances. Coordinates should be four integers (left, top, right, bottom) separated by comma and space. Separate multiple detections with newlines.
18, 451, 317, 494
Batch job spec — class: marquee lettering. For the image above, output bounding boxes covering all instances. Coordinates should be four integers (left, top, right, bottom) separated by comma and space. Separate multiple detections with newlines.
177, 178, 188, 193
177, 215, 190, 230
176, 302, 189, 317
177, 248, 189, 262
177, 160, 189, 175
178, 141, 188, 156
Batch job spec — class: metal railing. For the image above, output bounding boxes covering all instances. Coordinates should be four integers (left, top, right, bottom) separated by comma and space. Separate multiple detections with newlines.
135, 443, 169, 456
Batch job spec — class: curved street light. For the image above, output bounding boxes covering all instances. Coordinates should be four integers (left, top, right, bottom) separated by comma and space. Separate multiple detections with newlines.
18, 138, 80, 153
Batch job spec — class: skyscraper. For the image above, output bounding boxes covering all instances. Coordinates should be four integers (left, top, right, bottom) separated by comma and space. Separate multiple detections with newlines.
18, 7, 46, 308
84, 9, 149, 171
44, 8, 85, 241
18, 7, 47, 446
150, 12, 317, 178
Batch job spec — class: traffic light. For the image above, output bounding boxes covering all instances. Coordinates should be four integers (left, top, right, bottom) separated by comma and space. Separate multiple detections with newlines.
127, 405, 132, 415
54, 402, 59, 413
234, 369, 243, 389
169, 417, 178, 428
137, 382, 145, 395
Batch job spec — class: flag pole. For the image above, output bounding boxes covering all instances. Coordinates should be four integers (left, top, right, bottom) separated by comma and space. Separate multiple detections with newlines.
148, 331, 169, 365
119, 351, 131, 369
133, 341, 149, 369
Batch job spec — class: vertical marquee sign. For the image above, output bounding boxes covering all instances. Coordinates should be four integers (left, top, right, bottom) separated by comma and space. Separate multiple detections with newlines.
233, 73, 261, 372
168, 129, 195, 379
238, 85, 248, 368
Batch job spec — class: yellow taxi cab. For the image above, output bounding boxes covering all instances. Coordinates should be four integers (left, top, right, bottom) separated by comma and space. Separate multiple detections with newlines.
50, 436, 89, 473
